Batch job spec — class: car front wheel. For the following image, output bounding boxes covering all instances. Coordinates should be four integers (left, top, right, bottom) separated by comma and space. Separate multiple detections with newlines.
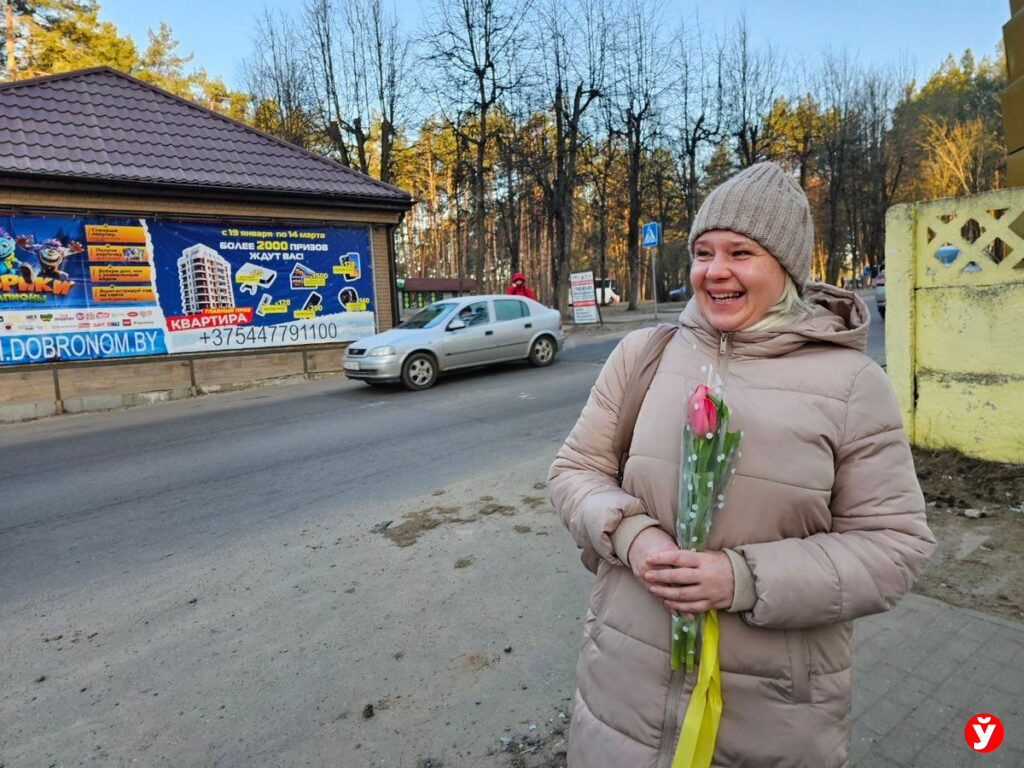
528, 336, 556, 367
402, 352, 438, 390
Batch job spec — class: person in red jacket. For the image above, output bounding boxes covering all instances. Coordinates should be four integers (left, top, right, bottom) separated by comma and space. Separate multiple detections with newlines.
506, 272, 535, 299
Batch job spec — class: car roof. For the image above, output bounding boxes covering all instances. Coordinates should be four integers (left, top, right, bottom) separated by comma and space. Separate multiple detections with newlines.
438, 294, 541, 306
459, 294, 535, 300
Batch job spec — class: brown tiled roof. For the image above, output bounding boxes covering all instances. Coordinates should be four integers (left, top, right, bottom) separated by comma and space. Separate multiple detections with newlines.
0, 67, 412, 208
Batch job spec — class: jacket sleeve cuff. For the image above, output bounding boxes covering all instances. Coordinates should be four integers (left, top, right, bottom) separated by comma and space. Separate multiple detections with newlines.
610, 514, 661, 568
724, 548, 757, 613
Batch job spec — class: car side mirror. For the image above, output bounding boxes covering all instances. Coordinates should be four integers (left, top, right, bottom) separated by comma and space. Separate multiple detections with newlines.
447, 319, 466, 331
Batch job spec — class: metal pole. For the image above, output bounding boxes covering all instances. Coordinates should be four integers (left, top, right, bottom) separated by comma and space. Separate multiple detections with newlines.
651, 246, 659, 319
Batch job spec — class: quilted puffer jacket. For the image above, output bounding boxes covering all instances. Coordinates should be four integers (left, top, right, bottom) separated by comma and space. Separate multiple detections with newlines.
548, 284, 935, 768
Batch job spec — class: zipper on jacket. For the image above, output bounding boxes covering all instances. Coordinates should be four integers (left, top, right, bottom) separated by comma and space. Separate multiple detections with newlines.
656, 668, 687, 768
715, 332, 732, 390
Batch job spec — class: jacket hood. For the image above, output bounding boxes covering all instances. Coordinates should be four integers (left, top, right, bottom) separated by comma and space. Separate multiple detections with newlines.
511, 272, 525, 281
678, 281, 870, 358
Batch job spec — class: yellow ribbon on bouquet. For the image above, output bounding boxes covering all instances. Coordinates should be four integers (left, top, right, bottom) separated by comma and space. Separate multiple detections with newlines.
671, 610, 722, 768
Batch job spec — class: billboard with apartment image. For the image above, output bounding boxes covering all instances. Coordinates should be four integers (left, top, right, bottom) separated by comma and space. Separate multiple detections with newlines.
0, 213, 376, 365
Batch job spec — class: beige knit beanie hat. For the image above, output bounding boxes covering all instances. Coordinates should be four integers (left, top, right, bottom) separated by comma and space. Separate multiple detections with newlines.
688, 161, 813, 290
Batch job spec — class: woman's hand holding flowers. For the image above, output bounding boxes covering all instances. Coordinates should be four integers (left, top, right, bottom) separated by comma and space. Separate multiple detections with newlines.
643, 549, 734, 621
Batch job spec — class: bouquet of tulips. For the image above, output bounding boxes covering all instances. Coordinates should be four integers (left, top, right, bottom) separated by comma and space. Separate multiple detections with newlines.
672, 383, 743, 672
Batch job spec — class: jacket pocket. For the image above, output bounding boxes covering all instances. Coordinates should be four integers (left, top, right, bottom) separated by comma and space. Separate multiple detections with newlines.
785, 629, 812, 704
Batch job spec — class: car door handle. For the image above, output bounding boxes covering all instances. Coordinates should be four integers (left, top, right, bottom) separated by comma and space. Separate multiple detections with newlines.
485, 330, 494, 336
524, 323, 532, 328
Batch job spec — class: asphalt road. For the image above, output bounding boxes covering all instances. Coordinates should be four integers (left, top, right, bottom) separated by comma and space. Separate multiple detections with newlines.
0, 301, 886, 767
0, 336, 621, 768
0, 338, 621, 604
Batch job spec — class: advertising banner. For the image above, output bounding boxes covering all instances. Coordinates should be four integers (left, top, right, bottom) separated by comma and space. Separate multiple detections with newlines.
570, 270, 599, 325
0, 215, 376, 365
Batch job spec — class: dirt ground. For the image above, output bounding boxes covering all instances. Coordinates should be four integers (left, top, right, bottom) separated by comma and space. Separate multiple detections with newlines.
911, 446, 1024, 621
503, 446, 1024, 768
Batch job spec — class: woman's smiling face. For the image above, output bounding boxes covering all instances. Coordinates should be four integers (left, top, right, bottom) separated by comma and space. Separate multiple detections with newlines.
690, 229, 787, 332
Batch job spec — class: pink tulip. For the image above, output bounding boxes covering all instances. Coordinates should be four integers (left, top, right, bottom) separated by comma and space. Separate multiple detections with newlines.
688, 385, 717, 436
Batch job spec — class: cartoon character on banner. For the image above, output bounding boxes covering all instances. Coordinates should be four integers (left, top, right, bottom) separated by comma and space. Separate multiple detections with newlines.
15, 236, 82, 281
0, 228, 30, 280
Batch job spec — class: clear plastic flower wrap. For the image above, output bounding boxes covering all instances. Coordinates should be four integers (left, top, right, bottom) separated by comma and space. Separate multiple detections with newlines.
672, 384, 743, 672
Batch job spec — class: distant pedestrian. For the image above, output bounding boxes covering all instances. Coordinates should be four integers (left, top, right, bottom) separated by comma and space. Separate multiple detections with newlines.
506, 272, 535, 299
549, 162, 935, 767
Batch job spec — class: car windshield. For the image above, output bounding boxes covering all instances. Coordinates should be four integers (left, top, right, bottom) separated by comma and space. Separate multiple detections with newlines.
399, 302, 457, 329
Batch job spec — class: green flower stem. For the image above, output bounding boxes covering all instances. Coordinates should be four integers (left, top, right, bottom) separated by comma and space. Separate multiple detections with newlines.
685, 615, 698, 673
671, 614, 684, 670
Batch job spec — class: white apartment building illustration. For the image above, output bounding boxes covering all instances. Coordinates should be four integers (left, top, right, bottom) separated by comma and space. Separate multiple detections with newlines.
177, 244, 235, 314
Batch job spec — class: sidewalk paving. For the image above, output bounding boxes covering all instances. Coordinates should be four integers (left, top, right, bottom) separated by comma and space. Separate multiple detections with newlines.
562, 301, 682, 348
852, 594, 1023, 766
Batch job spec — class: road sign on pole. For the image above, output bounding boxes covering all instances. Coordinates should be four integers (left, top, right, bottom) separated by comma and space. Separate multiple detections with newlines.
642, 222, 660, 248
642, 222, 660, 318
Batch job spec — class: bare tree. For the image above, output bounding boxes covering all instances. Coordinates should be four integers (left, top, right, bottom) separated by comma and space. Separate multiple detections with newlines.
725, 16, 784, 168
815, 49, 860, 284
846, 67, 906, 273
610, 0, 669, 309
304, 0, 411, 182
243, 10, 317, 149
365, 0, 409, 184
671, 15, 723, 291
424, 0, 534, 293
530, 0, 609, 314
919, 117, 998, 198
305, 0, 369, 171
492, 102, 529, 276
645, 141, 683, 298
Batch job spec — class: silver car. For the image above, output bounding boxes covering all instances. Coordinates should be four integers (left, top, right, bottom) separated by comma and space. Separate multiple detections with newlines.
343, 295, 566, 390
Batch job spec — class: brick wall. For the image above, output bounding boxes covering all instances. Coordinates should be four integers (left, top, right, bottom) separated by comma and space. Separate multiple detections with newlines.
371, 224, 394, 331
193, 351, 305, 391
0, 344, 357, 421
57, 359, 193, 413
305, 346, 347, 375
0, 369, 57, 420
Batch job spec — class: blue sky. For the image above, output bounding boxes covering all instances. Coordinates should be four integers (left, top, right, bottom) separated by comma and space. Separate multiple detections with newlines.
99, 0, 1009, 90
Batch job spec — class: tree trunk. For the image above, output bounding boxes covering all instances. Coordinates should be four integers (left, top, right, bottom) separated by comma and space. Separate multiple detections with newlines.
552, 83, 570, 315
474, 93, 488, 294
380, 119, 393, 185
505, 160, 520, 274
626, 110, 642, 310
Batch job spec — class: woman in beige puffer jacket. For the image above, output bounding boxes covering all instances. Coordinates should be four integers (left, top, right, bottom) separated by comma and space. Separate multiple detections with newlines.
549, 163, 935, 768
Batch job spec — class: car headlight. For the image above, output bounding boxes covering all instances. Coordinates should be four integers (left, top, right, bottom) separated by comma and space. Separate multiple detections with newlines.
367, 346, 396, 356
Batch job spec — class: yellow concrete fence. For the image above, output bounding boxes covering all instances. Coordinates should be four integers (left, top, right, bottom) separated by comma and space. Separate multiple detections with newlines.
886, 188, 1024, 463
